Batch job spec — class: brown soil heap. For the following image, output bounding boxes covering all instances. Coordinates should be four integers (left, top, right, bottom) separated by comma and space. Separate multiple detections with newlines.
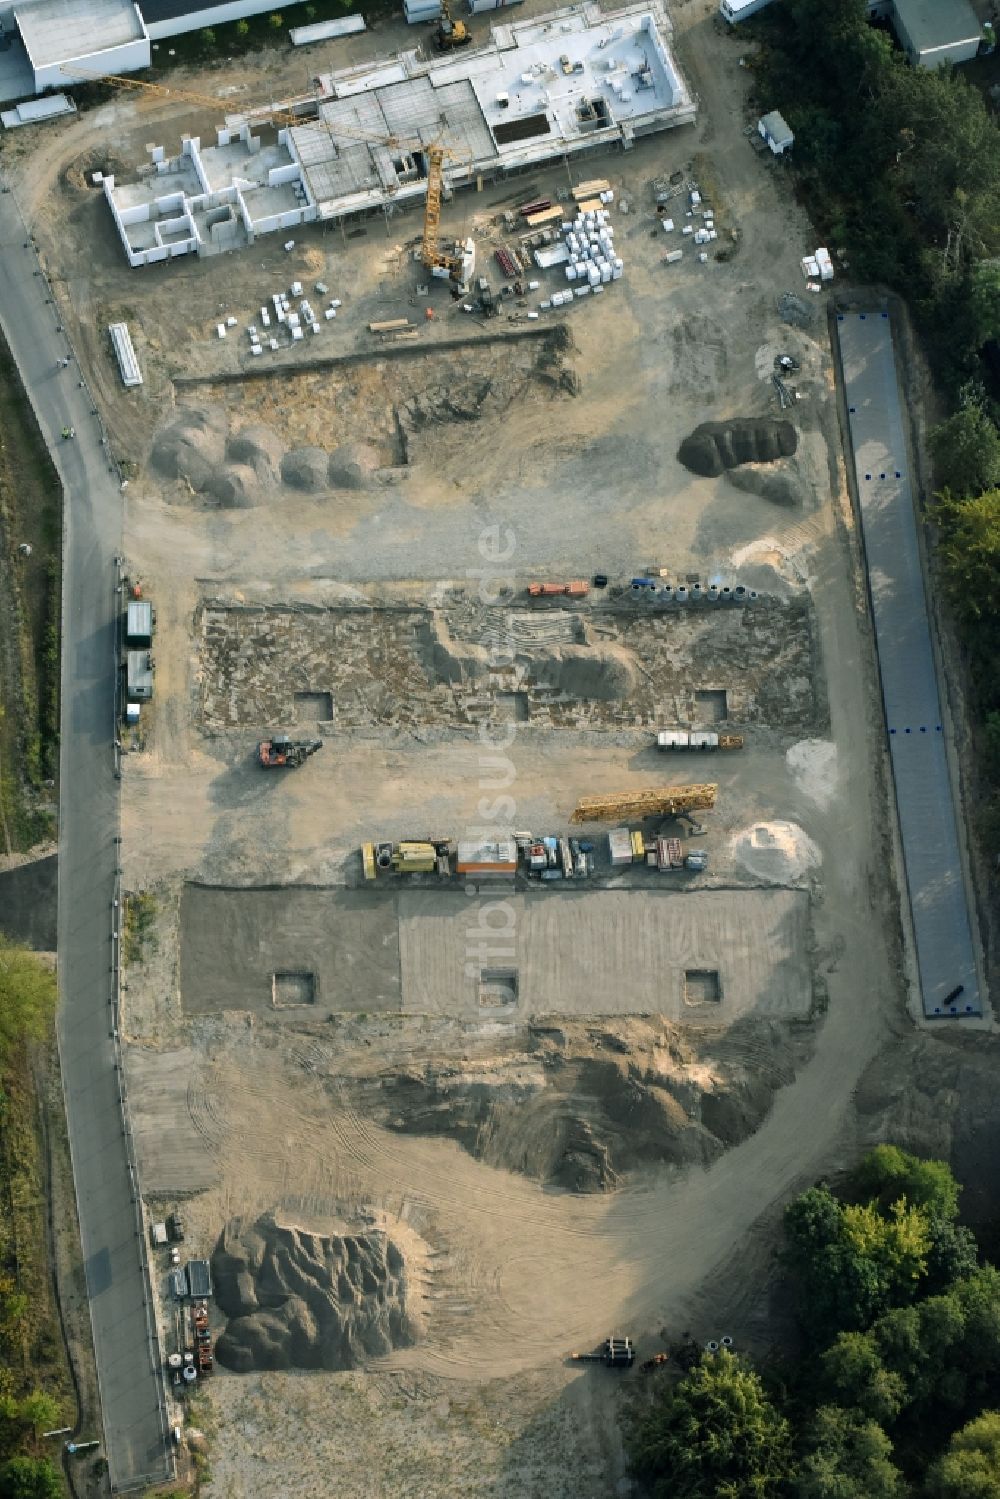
677, 418, 797, 477
212, 1213, 416, 1372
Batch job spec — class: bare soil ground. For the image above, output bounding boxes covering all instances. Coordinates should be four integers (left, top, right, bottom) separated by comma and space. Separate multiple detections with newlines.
10, 0, 996, 1492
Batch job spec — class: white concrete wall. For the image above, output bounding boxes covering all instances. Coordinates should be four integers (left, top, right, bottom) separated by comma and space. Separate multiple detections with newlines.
144, 0, 277, 40
37, 34, 149, 90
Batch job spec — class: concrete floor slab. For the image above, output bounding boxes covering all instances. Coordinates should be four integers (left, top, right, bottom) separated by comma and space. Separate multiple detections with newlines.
836, 309, 980, 1018
398, 887, 812, 1021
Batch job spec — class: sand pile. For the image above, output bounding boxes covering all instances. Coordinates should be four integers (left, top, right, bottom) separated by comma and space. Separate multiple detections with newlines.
375, 1018, 803, 1193
280, 447, 331, 492
212, 1213, 416, 1373
150, 408, 227, 489
327, 442, 380, 490
226, 425, 283, 486
730, 821, 820, 883
726, 464, 801, 507
678, 419, 797, 478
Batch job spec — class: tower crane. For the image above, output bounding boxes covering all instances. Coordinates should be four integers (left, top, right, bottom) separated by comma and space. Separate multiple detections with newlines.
62, 67, 473, 282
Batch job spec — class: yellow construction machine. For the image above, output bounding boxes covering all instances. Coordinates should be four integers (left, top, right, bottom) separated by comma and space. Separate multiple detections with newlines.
435, 0, 472, 50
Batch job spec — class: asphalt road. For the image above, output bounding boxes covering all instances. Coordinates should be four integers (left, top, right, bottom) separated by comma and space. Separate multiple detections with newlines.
0, 183, 171, 1490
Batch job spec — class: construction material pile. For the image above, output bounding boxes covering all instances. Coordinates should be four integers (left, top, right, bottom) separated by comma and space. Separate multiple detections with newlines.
212, 1212, 417, 1373
537, 185, 622, 312
677, 417, 798, 478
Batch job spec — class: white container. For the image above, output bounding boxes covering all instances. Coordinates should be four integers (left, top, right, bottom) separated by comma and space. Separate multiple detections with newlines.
528, 279, 539, 290
588, 266, 600, 285
601, 265, 612, 283
527, 311, 540, 319
566, 265, 577, 281
283, 239, 295, 251
690, 189, 701, 207
325, 308, 336, 319
269, 338, 278, 350
251, 345, 263, 355
709, 230, 718, 241
661, 218, 674, 233
540, 299, 551, 310
698, 252, 709, 263
291, 280, 303, 296
330, 299, 342, 309
664, 248, 683, 264
593, 283, 605, 295
261, 310, 270, 327
612, 267, 623, 280
311, 323, 321, 334
574, 285, 590, 297
225, 315, 237, 328
292, 326, 304, 340
682, 225, 694, 236
216, 323, 226, 339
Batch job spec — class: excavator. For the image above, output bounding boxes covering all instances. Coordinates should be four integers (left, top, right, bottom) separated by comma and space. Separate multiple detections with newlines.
435, 0, 472, 50
257, 735, 323, 769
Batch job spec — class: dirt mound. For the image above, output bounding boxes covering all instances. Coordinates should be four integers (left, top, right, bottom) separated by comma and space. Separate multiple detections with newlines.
203, 464, 262, 510
328, 442, 380, 491
212, 1213, 416, 1373
533, 645, 637, 701
778, 292, 816, 328
280, 447, 331, 492
226, 425, 283, 486
372, 1019, 804, 1192
726, 464, 801, 507
678, 419, 797, 478
730, 820, 820, 883
151, 408, 227, 489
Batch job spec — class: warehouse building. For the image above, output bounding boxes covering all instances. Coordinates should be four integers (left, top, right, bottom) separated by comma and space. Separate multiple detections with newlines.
103, 0, 695, 266
720, 0, 981, 68
891, 0, 981, 66
0, 0, 311, 103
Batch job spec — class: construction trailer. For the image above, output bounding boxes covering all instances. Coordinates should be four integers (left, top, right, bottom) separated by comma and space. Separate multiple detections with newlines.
456, 837, 518, 876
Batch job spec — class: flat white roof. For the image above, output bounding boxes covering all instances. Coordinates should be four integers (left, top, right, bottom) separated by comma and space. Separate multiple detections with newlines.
297, 1, 692, 214
16, 0, 144, 68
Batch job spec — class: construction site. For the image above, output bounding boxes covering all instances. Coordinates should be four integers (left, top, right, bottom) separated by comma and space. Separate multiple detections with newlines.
3, 0, 993, 1491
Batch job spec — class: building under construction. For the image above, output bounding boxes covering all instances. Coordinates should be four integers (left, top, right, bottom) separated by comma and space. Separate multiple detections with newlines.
103, 0, 695, 267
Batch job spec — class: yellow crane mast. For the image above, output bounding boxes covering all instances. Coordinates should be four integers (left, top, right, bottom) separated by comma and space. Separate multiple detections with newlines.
570, 785, 718, 824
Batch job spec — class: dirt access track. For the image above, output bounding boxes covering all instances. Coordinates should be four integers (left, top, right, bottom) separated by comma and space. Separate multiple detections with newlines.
13, 0, 999, 1492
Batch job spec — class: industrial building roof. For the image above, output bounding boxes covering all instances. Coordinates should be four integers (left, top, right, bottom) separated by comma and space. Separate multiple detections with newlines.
295, 2, 691, 216
15, 0, 144, 67
892, 0, 980, 53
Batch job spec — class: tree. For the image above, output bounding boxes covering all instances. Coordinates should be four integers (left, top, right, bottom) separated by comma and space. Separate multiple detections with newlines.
927, 1411, 1000, 1498
851, 1147, 960, 1222
783, 1187, 929, 1343
0, 1458, 61, 1499
268, 11, 283, 27
199, 26, 216, 47
793, 1406, 902, 1499
818, 1333, 906, 1424
235, 17, 249, 33
630, 1351, 794, 1498
930, 397, 1000, 498
0, 941, 56, 1062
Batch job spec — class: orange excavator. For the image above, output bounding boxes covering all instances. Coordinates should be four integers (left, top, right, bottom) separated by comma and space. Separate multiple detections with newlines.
257, 735, 323, 769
